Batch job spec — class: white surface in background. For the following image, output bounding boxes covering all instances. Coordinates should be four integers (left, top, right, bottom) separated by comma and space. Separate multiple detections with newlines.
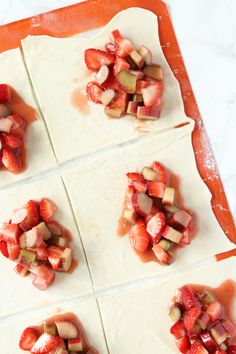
0, 0, 235, 221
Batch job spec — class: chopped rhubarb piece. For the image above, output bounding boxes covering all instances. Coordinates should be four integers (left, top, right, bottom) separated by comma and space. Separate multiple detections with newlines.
19, 327, 39, 351
222, 319, 236, 338
126, 101, 139, 115
132, 192, 153, 216
19, 249, 37, 267
113, 57, 130, 75
0, 103, 11, 118
141, 82, 162, 107
26, 227, 44, 248
1, 147, 21, 172
19, 232, 27, 248
110, 30, 134, 55
104, 106, 122, 118
99, 89, 116, 106
0, 84, 11, 103
176, 336, 191, 354
206, 301, 223, 322
159, 238, 173, 251
184, 307, 201, 331
40, 198, 57, 222
95, 64, 110, 85
169, 303, 182, 323
0, 118, 13, 132
146, 212, 166, 239
197, 312, 210, 330
162, 186, 175, 205
144, 64, 163, 80
138, 45, 152, 65
172, 210, 192, 228
200, 332, 218, 352
123, 209, 137, 225
47, 245, 64, 270
129, 220, 150, 253
170, 320, 186, 340
152, 244, 170, 264
84, 49, 115, 71
20, 200, 39, 231
31, 333, 65, 353
68, 337, 83, 351
33, 244, 48, 261
48, 235, 66, 247
109, 90, 128, 113
46, 221, 63, 236
116, 70, 137, 93
31, 264, 55, 290
129, 50, 145, 68
11, 207, 27, 224
86, 82, 104, 103
164, 204, 180, 213
133, 93, 143, 102
147, 181, 165, 198
142, 167, 157, 181
130, 70, 144, 80
211, 322, 228, 345
44, 322, 58, 336
60, 247, 72, 272
35, 221, 51, 240
152, 161, 169, 184
179, 286, 198, 311
0, 222, 21, 244
201, 291, 215, 305
137, 106, 161, 120
55, 320, 79, 339
135, 80, 150, 94
127, 172, 147, 193
162, 226, 182, 244
14, 263, 29, 277
0, 240, 9, 258
189, 340, 208, 354
7, 242, 20, 260
179, 225, 192, 246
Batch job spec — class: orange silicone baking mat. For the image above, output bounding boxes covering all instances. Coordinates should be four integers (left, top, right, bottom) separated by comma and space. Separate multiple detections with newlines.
0, 0, 235, 252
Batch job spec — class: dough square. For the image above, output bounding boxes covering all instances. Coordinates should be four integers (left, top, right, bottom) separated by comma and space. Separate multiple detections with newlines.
62, 122, 232, 291
0, 175, 93, 318
22, 8, 191, 163
0, 48, 57, 188
98, 257, 236, 354
0, 297, 108, 354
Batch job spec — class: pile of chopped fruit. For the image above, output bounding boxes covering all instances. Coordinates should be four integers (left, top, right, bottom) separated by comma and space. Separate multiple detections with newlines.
0, 198, 73, 290
121, 161, 194, 265
19, 318, 95, 353
84, 29, 163, 120
169, 286, 236, 353
0, 84, 26, 173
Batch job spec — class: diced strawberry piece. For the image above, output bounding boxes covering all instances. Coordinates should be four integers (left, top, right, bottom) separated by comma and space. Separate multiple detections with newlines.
145, 205, 159, 224
2, 147, 21, 172
33, 244, 48, 261
14, 263, 29, 277
20, 200, 39, 231
130, 70, 144, 80
0, 118, 13, 132
110, 30, 134, 55
152, 161, 169, 184
84, 49, 115, 71
170, 320, 186, 340
47, 245, 64, 270
105, 42, 117, 55
0, 240, 9, 258
86, 82, 104, 104
129, 220, 150, 253
8, 113, 25, 130
19, 327, 39, 351
152, 243, 170, 264
215, 350, 227, 354
31, 334, 65, 353
109, 91, 128, 113
179, 224, 192, 246
101, 73, 120, 91
0, 222, 21, 244
132, 192, 153, 217
189, 340, 209, 354
39, 198, 57, 222
11, 207, 27, 224
113, 57, 130, 76
126, 172, 147, 193
46, 221, 63, 236
146, 212, 166, 239
7, 242, 20, 260
222, 319, 236, 338
200, 331, 218, 352
147, 181, 165, 198
228, 345, 236, 353
179, 286, 198, 311
135, 80, 150, 94
123, 186, 136, 210
176, 336, 191, 354
141, 82, 163, 107
0, 84, 11, 103
183, 307, 201, 331
31, 264, 55, 290
206, 301, 223, 322
3, 133, 23, 148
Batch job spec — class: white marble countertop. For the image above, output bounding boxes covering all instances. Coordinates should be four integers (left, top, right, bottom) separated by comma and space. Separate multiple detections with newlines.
0, 0, 235, 222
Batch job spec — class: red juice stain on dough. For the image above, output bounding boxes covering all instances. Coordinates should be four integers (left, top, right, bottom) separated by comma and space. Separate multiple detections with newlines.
31, 312, 98, 353
71, 88, 90, 115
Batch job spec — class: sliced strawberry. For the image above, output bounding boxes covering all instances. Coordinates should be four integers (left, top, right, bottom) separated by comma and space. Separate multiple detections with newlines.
11, 207, 27, 224
101, 73, 120, 91
47, 245, 64, 270
200, 331, 218, 352
215, 350, 227, 354
7, 242, 20, 260
147, 181, 165, 198
113, 57, 130, 76
135, 80, 151, 94
84, 49, 115, 71
183, 307, 201, 331
46, 221, 63, 236
146, 212, 166, 239
129, 220, 150, 253
179, 286, 198, 311
39, 198, 57, 222
189, 340, 209, 354
1, 147, 21, 172
176, 336, 191, 354
3, 132, 23, 148
0, 118, 13, 132
206, 301, 223, 322
130, 70, 144, 80
0, 222, 21, 244
8, 113, 25, 130
19, 327, 39, 351
145, 205, 159, 224
126, 172, 147, 193
20, 200, 39, 231
152, 243, 170, 264
109, 90, 128, 113
86, 82, 104, 104
32, 244, 48, 261
141, 82, 162, 107
14, 263, 29, 277
152, 161, 169, 184
31, 264, 55, 290
132, 192, 153, 216
105, 42, 117, 55
228, 345, 236, 353
179, 224, 192, 246
31, 334, 64, 353
170, 320, 186, 340
0, 240, 9, 258
110, 30, 134, 55
0, 84, 11, 103
123, 186, 136, 210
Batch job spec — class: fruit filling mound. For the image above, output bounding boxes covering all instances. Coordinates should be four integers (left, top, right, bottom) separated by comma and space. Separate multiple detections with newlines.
0, 84, 27, 173
119, 161, 194, 265
0, 198, 74, 290
169, 286, 236, 353
19, 315, 97, 353
84, 29, 163, 120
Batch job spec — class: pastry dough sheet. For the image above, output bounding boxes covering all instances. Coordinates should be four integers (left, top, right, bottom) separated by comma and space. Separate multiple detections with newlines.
99, 257, 236, 354
0, 48, 57, 188
63, 122, 232, 291
0, 298, 108, 354
22, 8, 191, 163
0, 175, 93, 318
